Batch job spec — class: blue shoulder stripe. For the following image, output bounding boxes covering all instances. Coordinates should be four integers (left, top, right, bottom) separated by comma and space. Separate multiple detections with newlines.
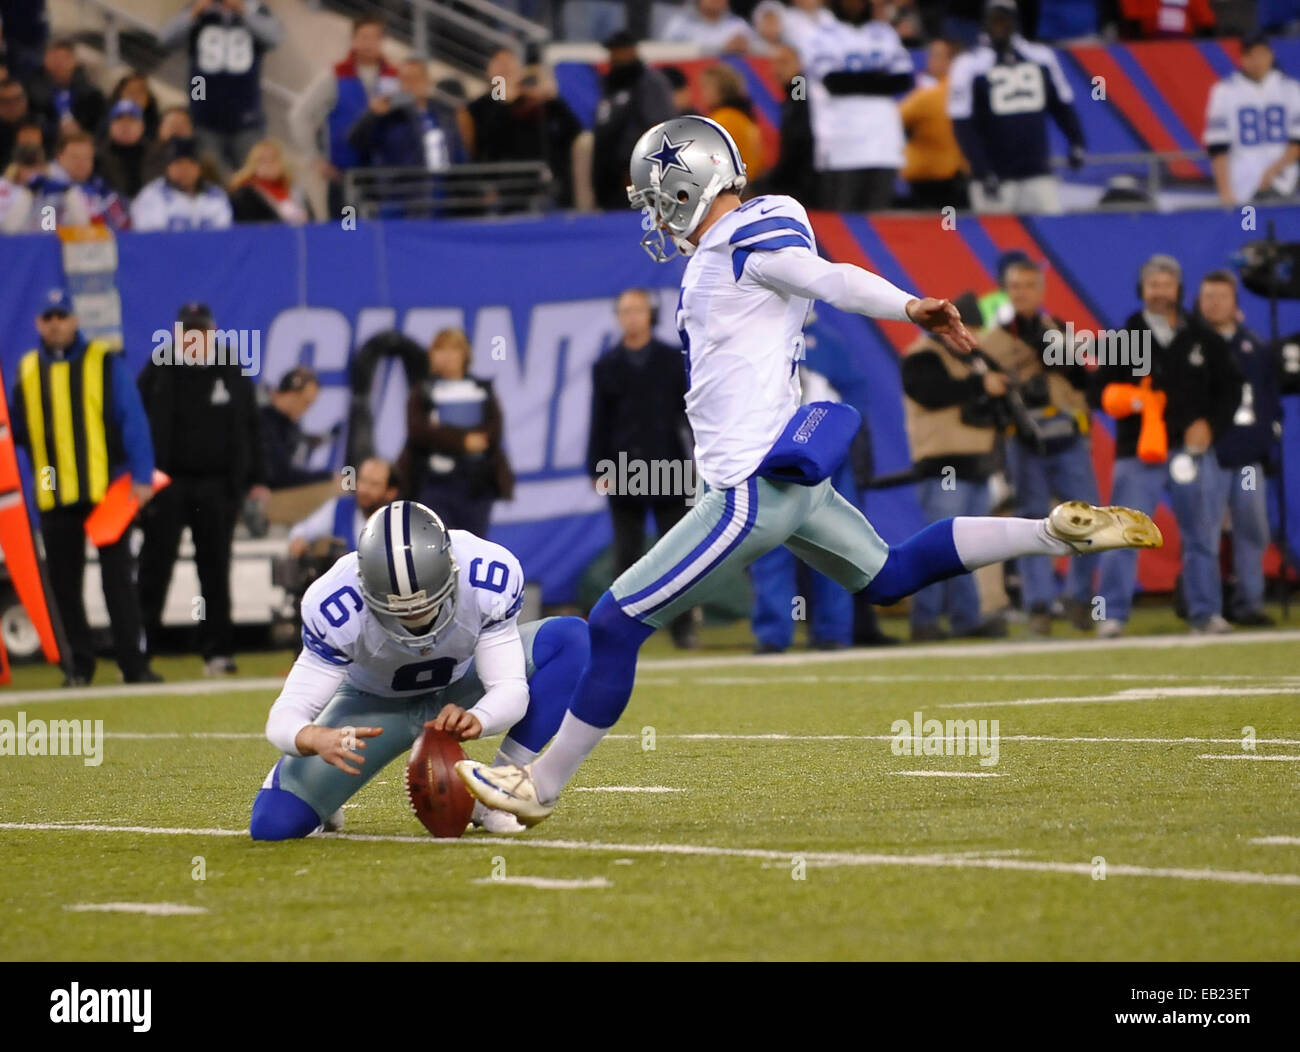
729, 215, 813, 246
732, 235, 814, 281
301, 621, 352, 666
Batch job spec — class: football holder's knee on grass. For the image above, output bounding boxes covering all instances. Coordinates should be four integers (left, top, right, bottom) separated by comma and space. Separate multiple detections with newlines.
572, 591, 654, 729
249, 788, 322, 841
862, 520, 965, 607
507, 616, 591, 754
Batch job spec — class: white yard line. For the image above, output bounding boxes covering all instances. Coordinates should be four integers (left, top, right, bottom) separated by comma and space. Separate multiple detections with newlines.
940, 685, 1298, 709
890, 771, 1002, 778
2, 821, 1297, 887
64, 902, 208, 916
1197, 754, 1300, 761
2, 629, 1297, 706
643, 673, 1300, 686
570, 786, 685, 793
1251, 836, 1300, 845
637, 629, 1300, 670
21, 731, 1300, 746
471, 876, 611, 889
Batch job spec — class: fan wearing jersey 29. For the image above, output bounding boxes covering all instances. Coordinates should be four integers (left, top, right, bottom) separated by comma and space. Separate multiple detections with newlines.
248, 501, 588, 840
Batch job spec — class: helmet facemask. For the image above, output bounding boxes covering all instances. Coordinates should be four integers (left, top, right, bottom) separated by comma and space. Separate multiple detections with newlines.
359, 553, 459, 651
629, 167, 737, 263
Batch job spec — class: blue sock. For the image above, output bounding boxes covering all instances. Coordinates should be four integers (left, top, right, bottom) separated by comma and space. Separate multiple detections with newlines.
571, 591, 654, 730
505, 616, 590, 754
863, 519, 965, 606
249, 762, 322, 841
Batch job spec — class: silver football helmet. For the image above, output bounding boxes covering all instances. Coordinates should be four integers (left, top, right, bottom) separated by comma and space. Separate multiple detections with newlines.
627, 115, 748, 263
356, 500, 458, 650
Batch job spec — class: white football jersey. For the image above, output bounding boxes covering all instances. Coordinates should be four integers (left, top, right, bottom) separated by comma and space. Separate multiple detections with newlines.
298, 530, 524, 698
1204, 70, 1300, 203
677, 194, 815, 489
793, 16, 911, 171
129, 177, 233, 231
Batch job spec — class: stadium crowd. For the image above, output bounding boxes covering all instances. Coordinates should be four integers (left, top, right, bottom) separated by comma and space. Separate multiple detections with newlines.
3, 1, 1300, 231
0, 1, 1295, 680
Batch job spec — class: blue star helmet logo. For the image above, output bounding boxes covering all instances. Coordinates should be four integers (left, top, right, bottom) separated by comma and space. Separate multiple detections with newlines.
645, 133, 693, 178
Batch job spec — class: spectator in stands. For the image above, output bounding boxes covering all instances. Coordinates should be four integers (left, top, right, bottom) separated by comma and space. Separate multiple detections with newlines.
980, 259, 1098, 637
587, 289, 695, 648
466, 51, 584, 208
347, 58, 466, 172
143, 105, 220, 185
3, 141, 46, 194
228, 138, 311, 223
1198, 269, 1280, 627
698, 63, 766, 181
752, 44, 815, 200
26, 37, 105, 137
97, 99, 150, 200
138, 301, 269, 675
901, 304, 1007, 641
753, 1, 786, 50
1205, 34, 1300, 207
663, 0, 757, 54
260, 366, 334, 490
0, 161, 32, 231
1118, 0, 1214, 38
1094, 255, 1243, 637
405, 328, 514, 539
793, 0, 913, 211
0, 0, 49, 83
661, 65, 692, 114
42, 129, 129, 230
591, 32, 676, 211
290, 15, 398, 217
900, 38, 969, 210
948, 0, 1084, 214
0, 77, 48, 170
288, 456, 398, 557
10, 288, 159, 686
131, 135, 232, 230
160, 0, 283, 177
107, 71, 160, 139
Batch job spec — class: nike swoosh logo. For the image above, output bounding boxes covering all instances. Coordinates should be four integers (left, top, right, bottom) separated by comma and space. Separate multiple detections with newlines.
760, 205, 780, 214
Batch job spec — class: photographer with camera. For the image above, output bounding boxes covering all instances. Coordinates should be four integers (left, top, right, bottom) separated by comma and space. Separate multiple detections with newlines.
346, 58, 465, 174
901, 315, 1008, 642
981, 259, 1099, 636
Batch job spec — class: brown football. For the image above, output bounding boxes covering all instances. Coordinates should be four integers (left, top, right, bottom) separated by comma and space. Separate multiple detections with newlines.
404, 728, 475, 838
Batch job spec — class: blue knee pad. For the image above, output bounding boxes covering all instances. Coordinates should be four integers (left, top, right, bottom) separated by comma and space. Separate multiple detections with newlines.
250, 763, 322, 840
507, 616, 590, 753
863, 519, 965, 606
571, 591, 654, 729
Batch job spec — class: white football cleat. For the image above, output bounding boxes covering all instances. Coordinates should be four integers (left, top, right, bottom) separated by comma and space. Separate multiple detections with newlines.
1047, 501, 1162, 554
322, 807, 345, 833
470, 800, 526, 835
455, 760, 554, 827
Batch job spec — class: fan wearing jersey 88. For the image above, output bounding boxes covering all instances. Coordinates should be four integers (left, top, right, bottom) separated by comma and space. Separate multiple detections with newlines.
248, 501, 589, 840
1204, 34, 1300, 206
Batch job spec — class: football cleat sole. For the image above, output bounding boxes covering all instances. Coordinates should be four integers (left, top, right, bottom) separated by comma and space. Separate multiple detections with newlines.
1047, 501, 1162, 554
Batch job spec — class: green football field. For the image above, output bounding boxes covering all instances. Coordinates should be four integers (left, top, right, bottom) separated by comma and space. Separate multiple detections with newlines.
1, 612, 1298, 962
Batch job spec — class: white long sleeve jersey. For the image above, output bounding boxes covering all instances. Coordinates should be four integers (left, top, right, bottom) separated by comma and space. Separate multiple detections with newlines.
1204, 70, 1300, 203
676, 195, 915, 489
265, 531, 527, 755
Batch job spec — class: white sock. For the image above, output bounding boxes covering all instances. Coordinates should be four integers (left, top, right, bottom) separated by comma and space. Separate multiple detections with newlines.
951, 516, 1070, 570
494, 737, 538, 768
531, 711, 609, 804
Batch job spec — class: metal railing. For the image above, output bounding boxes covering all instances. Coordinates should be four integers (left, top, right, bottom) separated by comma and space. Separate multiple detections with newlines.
314, 0, 550, 73
344, 160, 555, 218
